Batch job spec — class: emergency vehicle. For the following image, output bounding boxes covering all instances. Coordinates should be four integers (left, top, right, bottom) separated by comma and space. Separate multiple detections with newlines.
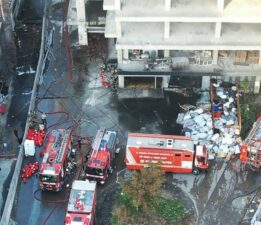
65, 180, 97, 225
39, 129, 75, 191
125, 133, 208, 175
85, 128, 118, 184
240, 117, 261, 171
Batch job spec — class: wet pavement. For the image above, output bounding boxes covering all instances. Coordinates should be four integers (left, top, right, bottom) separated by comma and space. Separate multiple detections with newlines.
0, 0, 43, 219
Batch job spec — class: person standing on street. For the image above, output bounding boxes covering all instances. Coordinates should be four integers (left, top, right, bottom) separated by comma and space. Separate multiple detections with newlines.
41, 112, 47, 128
13, 129, 22, 144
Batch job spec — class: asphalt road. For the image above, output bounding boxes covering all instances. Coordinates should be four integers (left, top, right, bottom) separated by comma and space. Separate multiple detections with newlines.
8, 1, 261, 225
10, 2, 200, 223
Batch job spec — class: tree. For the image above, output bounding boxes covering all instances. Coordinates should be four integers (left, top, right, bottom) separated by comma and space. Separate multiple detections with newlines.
112, 166, 187, 225
122, 165, 165, 212
112, 165, 166, 225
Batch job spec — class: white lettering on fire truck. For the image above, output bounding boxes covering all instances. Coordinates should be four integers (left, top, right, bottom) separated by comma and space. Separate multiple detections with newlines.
139, 155, 168, 160
142, 159, 172, 165
138, 151, 171, 156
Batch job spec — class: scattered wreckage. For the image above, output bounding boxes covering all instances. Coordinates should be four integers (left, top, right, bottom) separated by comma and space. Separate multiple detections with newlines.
177, 80, 242, 159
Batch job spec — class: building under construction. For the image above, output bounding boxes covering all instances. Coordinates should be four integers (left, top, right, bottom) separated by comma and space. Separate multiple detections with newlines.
68, 0, 261, 92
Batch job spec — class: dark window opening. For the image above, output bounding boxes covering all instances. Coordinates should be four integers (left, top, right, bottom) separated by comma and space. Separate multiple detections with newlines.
124, 77, 155, 89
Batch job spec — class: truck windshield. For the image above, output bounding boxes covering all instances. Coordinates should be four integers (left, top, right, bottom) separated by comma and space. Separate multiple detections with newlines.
85, 167, 104, 176
39, 174, 58, 183
197, 156, 207, 164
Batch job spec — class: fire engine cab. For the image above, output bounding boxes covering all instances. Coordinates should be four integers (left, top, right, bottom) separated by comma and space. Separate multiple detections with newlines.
65, 180, 97, 225
125, 133, 208, 175
39, 129, 75, 191
240, 117, 261, 171
85, 128, 118, 184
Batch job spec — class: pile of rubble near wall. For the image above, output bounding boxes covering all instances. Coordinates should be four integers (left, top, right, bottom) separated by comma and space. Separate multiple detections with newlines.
176, 83, 242, 159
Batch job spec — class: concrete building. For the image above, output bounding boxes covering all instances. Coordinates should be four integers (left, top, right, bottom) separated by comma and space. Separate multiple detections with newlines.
67, 0, 106, 45
70, 0, 261, 92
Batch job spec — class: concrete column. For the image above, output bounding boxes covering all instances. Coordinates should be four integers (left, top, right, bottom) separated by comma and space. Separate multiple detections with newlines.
123, 49, 129, 60
118, 76, 124, 88
254, 75, 261, 94
116, 20, 122, 38
162, 76, 170, 88
117, 49, 123, 64
115, 0, 121, 10
164, 50, 170, 57
217, 0, 224, 12
76, 0, 88, 45
259, 51, 261, 65
213, 50, 219, 64
165, 0, 171, 10
164, 22, 170, 39
201, 76, 211, 90
215, 22, 222, 39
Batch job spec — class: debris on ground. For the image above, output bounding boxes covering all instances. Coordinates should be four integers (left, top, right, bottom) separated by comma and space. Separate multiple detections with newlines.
176, 81, 242, 159
20, 162, 39, 183
211, 80, 241, 157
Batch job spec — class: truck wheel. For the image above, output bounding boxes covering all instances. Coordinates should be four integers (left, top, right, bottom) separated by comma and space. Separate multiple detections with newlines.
192, 168, 200, 175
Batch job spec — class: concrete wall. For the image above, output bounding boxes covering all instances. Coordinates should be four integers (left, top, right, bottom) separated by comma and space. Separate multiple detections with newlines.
104, 0, 261, 56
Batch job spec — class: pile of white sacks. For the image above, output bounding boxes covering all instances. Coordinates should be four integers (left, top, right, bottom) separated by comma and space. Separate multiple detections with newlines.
176, 108, 242, 158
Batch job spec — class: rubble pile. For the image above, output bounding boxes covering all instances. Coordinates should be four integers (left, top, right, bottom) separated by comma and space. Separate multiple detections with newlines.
177, 82, 242, 158
211, 82, 242, 157
212, 84, 239, 126
177, 108, 241, 158
176, 109, 213, 145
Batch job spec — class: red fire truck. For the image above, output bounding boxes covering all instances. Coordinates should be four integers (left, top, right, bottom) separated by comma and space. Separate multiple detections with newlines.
125, 133, 208, 175
39, 129, 76, 191
85, 128, 118, 184
240, 117, 261, 171
65, 180, 97, 225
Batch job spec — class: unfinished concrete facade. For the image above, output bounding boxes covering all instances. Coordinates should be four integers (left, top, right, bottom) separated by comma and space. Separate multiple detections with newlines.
101, 0, 261, 91
67, 0, 106, 45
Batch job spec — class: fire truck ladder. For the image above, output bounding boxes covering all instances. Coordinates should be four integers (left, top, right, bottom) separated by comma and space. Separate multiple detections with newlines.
91, 128, 105, 158
245, 120, 261, 168
245, 120, 261, 145
56, 132, 68, 163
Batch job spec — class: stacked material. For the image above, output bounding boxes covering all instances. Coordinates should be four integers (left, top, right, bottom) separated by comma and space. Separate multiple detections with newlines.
235, 51, 247, 64
177, 82, 242, 158
176, 109, 213, 146
177, 108, 241, 158
246, 51, 259, 64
